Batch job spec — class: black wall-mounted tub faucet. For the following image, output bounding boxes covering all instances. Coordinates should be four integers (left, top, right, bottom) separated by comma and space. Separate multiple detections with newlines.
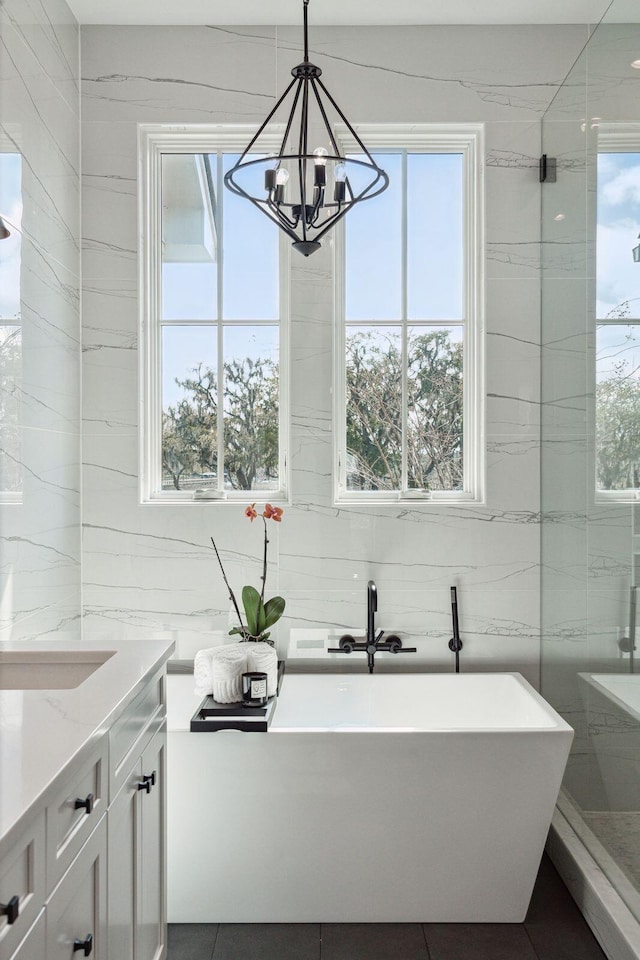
328, 580, 416, 673
448, 585, 463, 673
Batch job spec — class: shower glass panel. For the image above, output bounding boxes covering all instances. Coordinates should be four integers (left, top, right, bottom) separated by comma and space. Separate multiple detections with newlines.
541, 0, 640, 922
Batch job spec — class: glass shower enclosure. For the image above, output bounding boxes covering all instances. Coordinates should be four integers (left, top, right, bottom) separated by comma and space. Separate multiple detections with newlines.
541, 0, 640, 945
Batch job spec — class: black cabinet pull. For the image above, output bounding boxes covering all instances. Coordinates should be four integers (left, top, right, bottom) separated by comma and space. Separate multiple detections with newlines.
74, 793, 94, 815
73, 934, 93, 956
0, 895, 19, 924
137, 779, 151, 793
143, 771, 156, 788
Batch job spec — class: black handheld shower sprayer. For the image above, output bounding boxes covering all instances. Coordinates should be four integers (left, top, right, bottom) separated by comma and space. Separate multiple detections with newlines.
448, 586, 463, 673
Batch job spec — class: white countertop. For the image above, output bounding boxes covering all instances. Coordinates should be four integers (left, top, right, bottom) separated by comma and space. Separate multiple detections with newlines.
0, 637, 174, 847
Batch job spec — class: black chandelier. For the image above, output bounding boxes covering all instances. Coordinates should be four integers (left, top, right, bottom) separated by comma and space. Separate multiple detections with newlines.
223, 0, 389, 257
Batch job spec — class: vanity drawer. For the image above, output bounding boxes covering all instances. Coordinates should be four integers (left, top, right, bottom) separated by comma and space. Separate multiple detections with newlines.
109, 670, 165, 800
45, 737, 107, 893
0, 811, 45, 960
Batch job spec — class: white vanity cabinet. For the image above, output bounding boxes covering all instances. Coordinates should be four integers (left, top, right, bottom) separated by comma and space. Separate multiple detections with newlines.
0, 642, 173, 960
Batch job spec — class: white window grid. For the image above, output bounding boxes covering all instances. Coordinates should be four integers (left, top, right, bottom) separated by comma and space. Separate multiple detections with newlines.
333, 124, 485, 503
139, 125, 290, 503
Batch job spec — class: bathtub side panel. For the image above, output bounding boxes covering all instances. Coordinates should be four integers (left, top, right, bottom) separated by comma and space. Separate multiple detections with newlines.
167, 728, 572, 922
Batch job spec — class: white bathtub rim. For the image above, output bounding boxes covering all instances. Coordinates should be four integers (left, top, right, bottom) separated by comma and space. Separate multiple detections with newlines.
270, 671, 574, 734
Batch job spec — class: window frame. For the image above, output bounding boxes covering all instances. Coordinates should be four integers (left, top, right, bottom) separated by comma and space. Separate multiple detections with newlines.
595, 126, 640, 503
139, 125, 290, 504
333, 123, 485, 504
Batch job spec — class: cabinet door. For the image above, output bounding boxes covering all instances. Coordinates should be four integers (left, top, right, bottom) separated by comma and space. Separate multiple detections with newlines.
107, 763, 140, 960
137, 726, 166, 960
46, 817, 107, 960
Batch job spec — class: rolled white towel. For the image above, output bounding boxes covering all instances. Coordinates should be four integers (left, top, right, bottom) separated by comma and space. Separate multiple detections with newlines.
211, 644, 248, 703
193, 648, 216, 697
246, 642, 278, 697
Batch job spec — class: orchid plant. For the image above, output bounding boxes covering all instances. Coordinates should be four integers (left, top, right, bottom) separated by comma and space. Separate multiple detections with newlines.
210, 503, 285, 646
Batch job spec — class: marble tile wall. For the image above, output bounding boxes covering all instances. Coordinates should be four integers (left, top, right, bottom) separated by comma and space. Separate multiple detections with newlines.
0, 0, 81, 642
80, 24, 590, 685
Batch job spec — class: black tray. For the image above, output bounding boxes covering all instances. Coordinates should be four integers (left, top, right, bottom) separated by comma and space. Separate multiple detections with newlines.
190, 660, 285, 732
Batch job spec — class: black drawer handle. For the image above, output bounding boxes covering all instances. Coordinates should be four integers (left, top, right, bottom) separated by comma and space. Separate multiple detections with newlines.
137, 779, 151, 794
0, 895, 19, 924
74, 793, 94, 815
143, 771, 156, 788
73, 933, 93, 956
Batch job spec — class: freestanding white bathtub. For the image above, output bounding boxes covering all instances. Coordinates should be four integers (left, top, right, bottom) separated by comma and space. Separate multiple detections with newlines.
167, 672, 573, 922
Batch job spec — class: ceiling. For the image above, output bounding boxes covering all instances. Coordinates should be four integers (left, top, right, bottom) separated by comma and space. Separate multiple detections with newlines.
68, 0, 615, 26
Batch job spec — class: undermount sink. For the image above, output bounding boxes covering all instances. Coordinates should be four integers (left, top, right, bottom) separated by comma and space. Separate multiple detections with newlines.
0, 650, 116, 690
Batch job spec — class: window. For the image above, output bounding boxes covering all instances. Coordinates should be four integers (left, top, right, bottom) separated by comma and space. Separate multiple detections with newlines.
140, 127, 289, 502
335, 126, 484, 501
0, 150, 22, 502
596, 133, 640, 499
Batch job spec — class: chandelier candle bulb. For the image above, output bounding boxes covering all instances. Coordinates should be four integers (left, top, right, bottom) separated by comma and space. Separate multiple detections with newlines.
313, 147, 328, 186
334, 161, 347, 202
275, 167, 289, 203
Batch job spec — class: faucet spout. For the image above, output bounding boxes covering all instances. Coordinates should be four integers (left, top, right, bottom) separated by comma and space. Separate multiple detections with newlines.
367, 580, 377, 645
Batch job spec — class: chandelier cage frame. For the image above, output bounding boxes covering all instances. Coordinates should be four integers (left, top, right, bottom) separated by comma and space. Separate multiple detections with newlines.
223, 0, 389, 256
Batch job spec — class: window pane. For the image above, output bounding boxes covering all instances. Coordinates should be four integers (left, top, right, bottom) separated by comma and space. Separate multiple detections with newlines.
408, 326, 463, 491
345, 154, 402, 321
596, 323, 640, 491
408, 154, 464, 320
597, 153, 640, 321
346, 326, 402, 490
161, 325, 217, 492
161, 154, 217, 320
0, 153, 22, 495
223, 155, 278, 321
0, 326, 22, 494
223, 326, 279, 491
0, 153, 22, 323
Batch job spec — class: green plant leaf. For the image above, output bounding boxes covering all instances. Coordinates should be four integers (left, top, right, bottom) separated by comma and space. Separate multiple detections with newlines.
263, 595, 285, 629
242, 585, 261, 636
228, 626, 243, 636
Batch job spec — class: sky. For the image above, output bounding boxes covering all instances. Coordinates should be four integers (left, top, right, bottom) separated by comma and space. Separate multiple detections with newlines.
596, 152, 640, 386
0, 153, 22, 323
